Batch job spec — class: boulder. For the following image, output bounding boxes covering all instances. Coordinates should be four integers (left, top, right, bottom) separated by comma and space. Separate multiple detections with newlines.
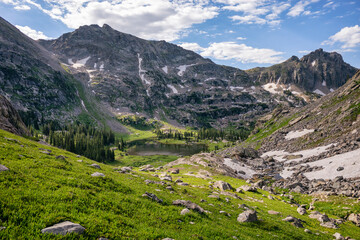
348, 213, 360, 226
282, 216, 303, 228
139, 164, 155, 172
160, 174, 172, 182
320, 222, 338, 229
172, 200, 204, 213
0, 164, 9, 172
180, 208, 190, 215
41, 221, 85, 235
239, 185, 257, 192
169, 169, 179, 174
90, 163, 101, 169
213, 181, 233, 191
237, 210, 258, 223
91, 172, 105, 177
333, 233, 345, 240
309, 211, 330, 222
297, 207, 307, 215
142, 192, 163, 203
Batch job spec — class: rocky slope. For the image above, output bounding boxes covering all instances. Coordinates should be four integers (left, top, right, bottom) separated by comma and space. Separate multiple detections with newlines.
0, 17, 80, 125
38, 24, 356, 128
201, 71, 360, 197
0, 94, 29, 136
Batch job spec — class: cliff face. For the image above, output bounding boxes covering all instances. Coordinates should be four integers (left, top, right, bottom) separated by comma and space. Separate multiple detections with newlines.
0, 17, 79, 125
246, 49, 357, 94
0, 94, 29, 136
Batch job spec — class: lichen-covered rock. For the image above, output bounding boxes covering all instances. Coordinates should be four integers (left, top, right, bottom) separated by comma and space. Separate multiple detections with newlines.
172, 200, 204, 213
213, 181, 232, 191
237, 210, 258, 223
41, 221, 85, 235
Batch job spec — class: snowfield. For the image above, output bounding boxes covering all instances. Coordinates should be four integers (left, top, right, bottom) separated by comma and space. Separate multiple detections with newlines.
223, 158, 256, 179
177, 64, 196, 76
285, 129, 314, 140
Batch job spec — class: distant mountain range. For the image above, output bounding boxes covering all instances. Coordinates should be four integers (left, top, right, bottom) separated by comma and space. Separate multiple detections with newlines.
0, 17, 357, 130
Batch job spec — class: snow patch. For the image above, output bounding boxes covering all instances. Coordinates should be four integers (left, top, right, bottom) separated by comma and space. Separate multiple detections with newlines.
99, 63, 104, 71
81, 100, 88, 112
72, 56, 90, 68
313, 89, 325, 96
251, 86, 256, 90
223, 158, 256, 179
285, 129, 314, 140
261, 144, 334, 162
204, 77, 216, 82
177, 64, 196, 76
230, 86, 244, 91
330, 88, 334, 92
138, 53, 150, 85
262, 83, 279, 94
167, 84, 178, 94
311, 60, 316, 67
68, 58, 74, 65
304, 148, 360, 180
162, 66, 168, 74
146, 90, 150, 97
322, 80, 327, 87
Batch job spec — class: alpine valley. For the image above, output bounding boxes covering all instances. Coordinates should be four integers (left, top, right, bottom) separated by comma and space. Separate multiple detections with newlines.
1, 16, 360, 240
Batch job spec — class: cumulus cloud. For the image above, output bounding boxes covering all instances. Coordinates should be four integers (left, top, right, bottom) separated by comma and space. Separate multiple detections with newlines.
179, 42, 205, 52
14, 4, 30, 10
287, 0, 320, 17
322, 25, 360, 49
15, 25, 51, 40
9, 0, 218, 41
215, 0, 290, 26
179, 41, 284, 64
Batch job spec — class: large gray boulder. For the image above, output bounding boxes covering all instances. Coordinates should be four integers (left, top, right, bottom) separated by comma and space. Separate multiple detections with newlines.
213, 181, 233, 191
41, 221, 85, 235
348, 213, 360, 226
282, 216, 304, 228
90, 163, 101, 169
237, 210, 258, 223
172, 200, 204, 213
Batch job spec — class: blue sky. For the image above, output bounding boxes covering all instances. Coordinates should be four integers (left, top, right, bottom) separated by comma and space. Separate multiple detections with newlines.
0, 0, 359, 69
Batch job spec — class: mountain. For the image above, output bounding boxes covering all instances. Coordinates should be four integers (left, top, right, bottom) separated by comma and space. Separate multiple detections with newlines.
0, 17, 82, 126
39, 24, 356, 128
235, 70, 360, 195
246, 49, 357, 98
0, 94, 29, 136
0, 18, 356, 129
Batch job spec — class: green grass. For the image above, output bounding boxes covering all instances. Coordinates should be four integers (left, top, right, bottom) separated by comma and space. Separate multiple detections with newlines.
1, 129, 360, 239
112, 153, 179, 167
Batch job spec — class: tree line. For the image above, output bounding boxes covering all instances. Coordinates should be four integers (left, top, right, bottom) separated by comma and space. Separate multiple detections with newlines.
155, 127, 251, 142
46, 124, 116, 162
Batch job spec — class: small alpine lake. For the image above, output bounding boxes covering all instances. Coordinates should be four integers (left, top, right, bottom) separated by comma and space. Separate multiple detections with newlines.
127, 139, 208, 156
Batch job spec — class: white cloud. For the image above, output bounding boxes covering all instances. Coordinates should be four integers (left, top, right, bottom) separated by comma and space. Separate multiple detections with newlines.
215, 0, 290, 26
179, 41, 284, 64
179, 42, 205, 52
322, 25, 360, 49
11, 0, 218, 41
15, 25, 51, 40
14, 4, 30, 10
298, 50, 311, 54
237, 36, 246, 40
287, 0, 320, 17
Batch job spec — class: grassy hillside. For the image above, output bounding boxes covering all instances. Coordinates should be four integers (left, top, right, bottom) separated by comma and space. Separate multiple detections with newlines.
0, 129, 360, 239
